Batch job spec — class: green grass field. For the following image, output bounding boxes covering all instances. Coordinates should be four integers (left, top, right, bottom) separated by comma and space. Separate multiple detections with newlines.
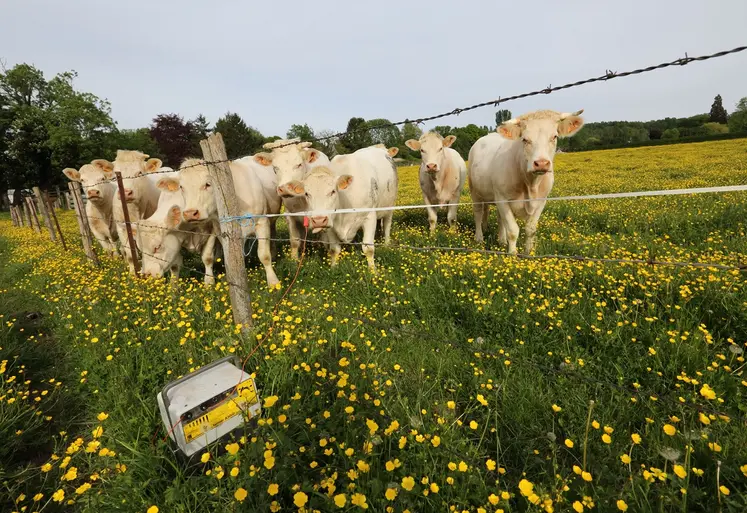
1, 139, 747, 513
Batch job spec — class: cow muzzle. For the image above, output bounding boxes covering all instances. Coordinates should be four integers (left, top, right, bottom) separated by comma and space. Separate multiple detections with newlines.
532, 159, 552, 174
124, 188, 135, 202
425, 163, 439, 176
87, 189, 100, 199
310, 215, 328, 233
183, 209, 202, 222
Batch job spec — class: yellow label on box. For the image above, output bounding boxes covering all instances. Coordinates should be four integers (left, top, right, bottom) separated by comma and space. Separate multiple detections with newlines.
182, 378, 259, 443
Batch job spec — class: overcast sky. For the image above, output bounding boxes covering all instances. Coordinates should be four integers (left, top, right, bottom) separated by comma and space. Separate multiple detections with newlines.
2, 0, 746, 136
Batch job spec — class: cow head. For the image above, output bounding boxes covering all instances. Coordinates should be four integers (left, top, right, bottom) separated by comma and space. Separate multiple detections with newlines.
254, 138, 327, 198
406, 132, 456, 179
63, 162, 115, 204
139, 205, 183, 278
106, 150, 163, 203
179, 159, 215, 223
497, 109, 584, 175
285, 167, 352, 233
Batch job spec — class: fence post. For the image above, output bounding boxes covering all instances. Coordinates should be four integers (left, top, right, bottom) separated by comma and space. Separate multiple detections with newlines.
69, 182, 99, 266
200, 132, 253, 330
45, 191, 67, 251
114, 172, 140, 276
26, 196, 42, 233
22, 200, 33, 228
55, 186, 66, 210
9, 205, 18, 226
33, 187, 57, 242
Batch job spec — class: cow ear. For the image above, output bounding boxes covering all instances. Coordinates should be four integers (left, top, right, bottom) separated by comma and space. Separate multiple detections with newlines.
63, 168, 81, 182
497, 121, 521, 140
387, 147, 399, 157
144, 158, 163, 173
405, 139, 421, 151
166, 205, 182, 229
91, 159, 114, 174
297, 141, 313, 149
305, 149, 319, 164
157, 178, 180, 192
254, 153, 273, 167
557, 114, 585, 137
443, 135, 457, 148
337, 175, 353, 190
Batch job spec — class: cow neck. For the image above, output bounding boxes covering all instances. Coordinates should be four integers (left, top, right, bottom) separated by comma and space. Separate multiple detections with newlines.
88, 194, 113, 223
434, 152, 457, 203
517, 148, 547, 200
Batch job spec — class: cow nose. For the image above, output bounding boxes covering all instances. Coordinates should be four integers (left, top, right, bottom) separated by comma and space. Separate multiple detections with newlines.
124, 188, 134, 198
87, 189, 99, 198
426, 163, 438, 173
311, 216, 328, 228
533, 159, 551, 172
183, 209, 200, 221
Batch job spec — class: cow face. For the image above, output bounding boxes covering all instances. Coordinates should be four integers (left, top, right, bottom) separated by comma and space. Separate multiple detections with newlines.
498, 110, 584, 175
139, 205, 182, 278
285, 168, 353, 233
178, 159, 215, 223
63, 163, 115, 204
109, 150, 163, 203
406, 133, 456, 179
254, 140, 323, 198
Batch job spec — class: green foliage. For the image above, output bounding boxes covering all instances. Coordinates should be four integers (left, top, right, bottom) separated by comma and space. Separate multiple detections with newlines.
149, 113, 196, 167
495, 109, 512, 125
287, 123, 315, 142
338, 117, 373, 153
702, 122, 729, 135
429, 124, 490, 159
661, 128, 680, 140
727, 97, 747, 133
214, 112, 265, 160
367, 118, 401, 149
709, 94, 728, 124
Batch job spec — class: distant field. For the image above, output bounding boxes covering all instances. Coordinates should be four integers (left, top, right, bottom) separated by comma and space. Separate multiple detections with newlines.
1, 139, 746, 512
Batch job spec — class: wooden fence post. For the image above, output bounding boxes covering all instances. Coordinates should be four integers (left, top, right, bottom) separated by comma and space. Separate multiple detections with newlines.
200, 133, 253, 329
114, 172, 140, 276
26, 196, 42, 233
9, 205, 18, 226
45, 191, 67, 251
55, 186, 65, 210
33, 187, 57, 242
69, 182, 99, 266
22, 200, 32, 228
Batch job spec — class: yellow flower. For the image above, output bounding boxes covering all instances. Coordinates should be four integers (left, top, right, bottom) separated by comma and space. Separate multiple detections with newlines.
573, 465, 582, 475
263, 395, 279, 408
699, 384, 716, 400
200, 453, 210, 463
565, 439, 574, 448
699, 413, 711, 425
458, 461, 468, 472
552, 404, 562, 412
604, 426, 614, 434
92, 425, 103, 438
401, 476, 415, 491
620, 454, 631, 464
631, 433, 642, 444
385, 488, 397, 501
97, 412, 109, 421
52, 489, 65, 503
147, 507, 158, 513
488, 494, 500, 505
447, 401, 455, 410
469, 420, 478, 430
674, 465, 687, 479
448, 461, 457, 471
234, 487, 248, 502
741, 464, 747, 477
41, 463, 52, 472
294, 491, 308, 507
486, 459, 497, 471
602, 434, 612, 444
592, 421, 600, 429
430, 482, 439, 493
719, 486, 730, 496
573, 501, 584, 512
708, 442, 722, 452
366, 418, 379, 435
430, 435, 441, 447
582, 471, 593, 482
518, 479, 534, 496
351, 493, 368, 509
75, 483, 92, 495
230, 467, 239, 477
62, 466, 78, 481
357, 460, 370, 473
268, 483, 279, 496
334, 494, 347, 508
225, 443, 240, 455
33, 493, 43, 501
663, 424, 676, 436
477, 394, 488, 406
616, 500, 628, 511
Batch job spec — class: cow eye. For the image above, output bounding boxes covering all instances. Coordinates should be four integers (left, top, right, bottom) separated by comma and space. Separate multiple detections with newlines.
295, 163, 303, 169
205, 183, 211, 188
154, 245, 161, 252
329, 190, 336, 196
551, 135, 558, 142
522, 138, 531, 144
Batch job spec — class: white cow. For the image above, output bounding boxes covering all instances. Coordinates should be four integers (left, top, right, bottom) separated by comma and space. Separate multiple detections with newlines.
179, 158, 280, 288
94, 151, 172, 274
253, 139, 330, 260
62, 163, 119, 255
134, 178, 217, 284
284, 146, 398, 270
405, 132, 466, 234
468, 109, 584, 254
235, 155, 281, 258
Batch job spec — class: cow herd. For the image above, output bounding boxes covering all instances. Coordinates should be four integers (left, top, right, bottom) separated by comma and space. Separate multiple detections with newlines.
61, 109, 584, 286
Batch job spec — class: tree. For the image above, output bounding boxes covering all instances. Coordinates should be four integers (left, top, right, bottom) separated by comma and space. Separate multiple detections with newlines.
287, 123, 315, 142
709, 95, 728, 124
149, 114, 194, 167
727, 97, 747, 133
366, 118, 401, 148
661, 128, 680, 140
338, 117, 372, 153
314, 129, 337, 157
495, 109, 512, 125
189, 114, 211, 155
110, 128, 163, 160
214, 112, 265, 159
400, 122, 423, 158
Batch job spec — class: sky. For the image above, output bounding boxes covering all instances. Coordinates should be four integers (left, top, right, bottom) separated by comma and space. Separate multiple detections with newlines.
2, 0, 746, 136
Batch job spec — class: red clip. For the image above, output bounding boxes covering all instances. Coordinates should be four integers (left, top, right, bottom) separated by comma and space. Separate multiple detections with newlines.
303, 216, 309, 227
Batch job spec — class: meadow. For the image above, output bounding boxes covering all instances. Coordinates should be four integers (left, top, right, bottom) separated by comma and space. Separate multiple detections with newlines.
1, 139, 746, 513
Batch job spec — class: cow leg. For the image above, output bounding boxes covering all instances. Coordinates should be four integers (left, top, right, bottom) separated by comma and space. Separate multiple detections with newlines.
256, 218, 280, 288
425, 200, 437, 236
495, 203, 519, 255
325, 231, 342, 267
524, 201, 547, 255
269, 217, 278, 260
473, 202, 485, 242
170, 254, 183, 288
362, 214, 377, 271
382, 213, 393, 245
287, 215, 302, 261
447, 202, 458, 232
201, 233, 218, 285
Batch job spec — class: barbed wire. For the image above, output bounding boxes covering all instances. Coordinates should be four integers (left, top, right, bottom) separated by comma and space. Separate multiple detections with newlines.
71, 44, 747, 190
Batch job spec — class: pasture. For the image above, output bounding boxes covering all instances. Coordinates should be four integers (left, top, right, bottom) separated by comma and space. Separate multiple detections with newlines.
1, 139, 747, 512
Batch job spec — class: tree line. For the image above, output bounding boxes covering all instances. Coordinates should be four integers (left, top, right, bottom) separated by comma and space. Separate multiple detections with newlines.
2, 62, 746, 191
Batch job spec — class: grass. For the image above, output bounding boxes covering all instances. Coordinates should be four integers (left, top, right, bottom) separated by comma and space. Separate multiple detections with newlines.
1, 139, 746, 513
